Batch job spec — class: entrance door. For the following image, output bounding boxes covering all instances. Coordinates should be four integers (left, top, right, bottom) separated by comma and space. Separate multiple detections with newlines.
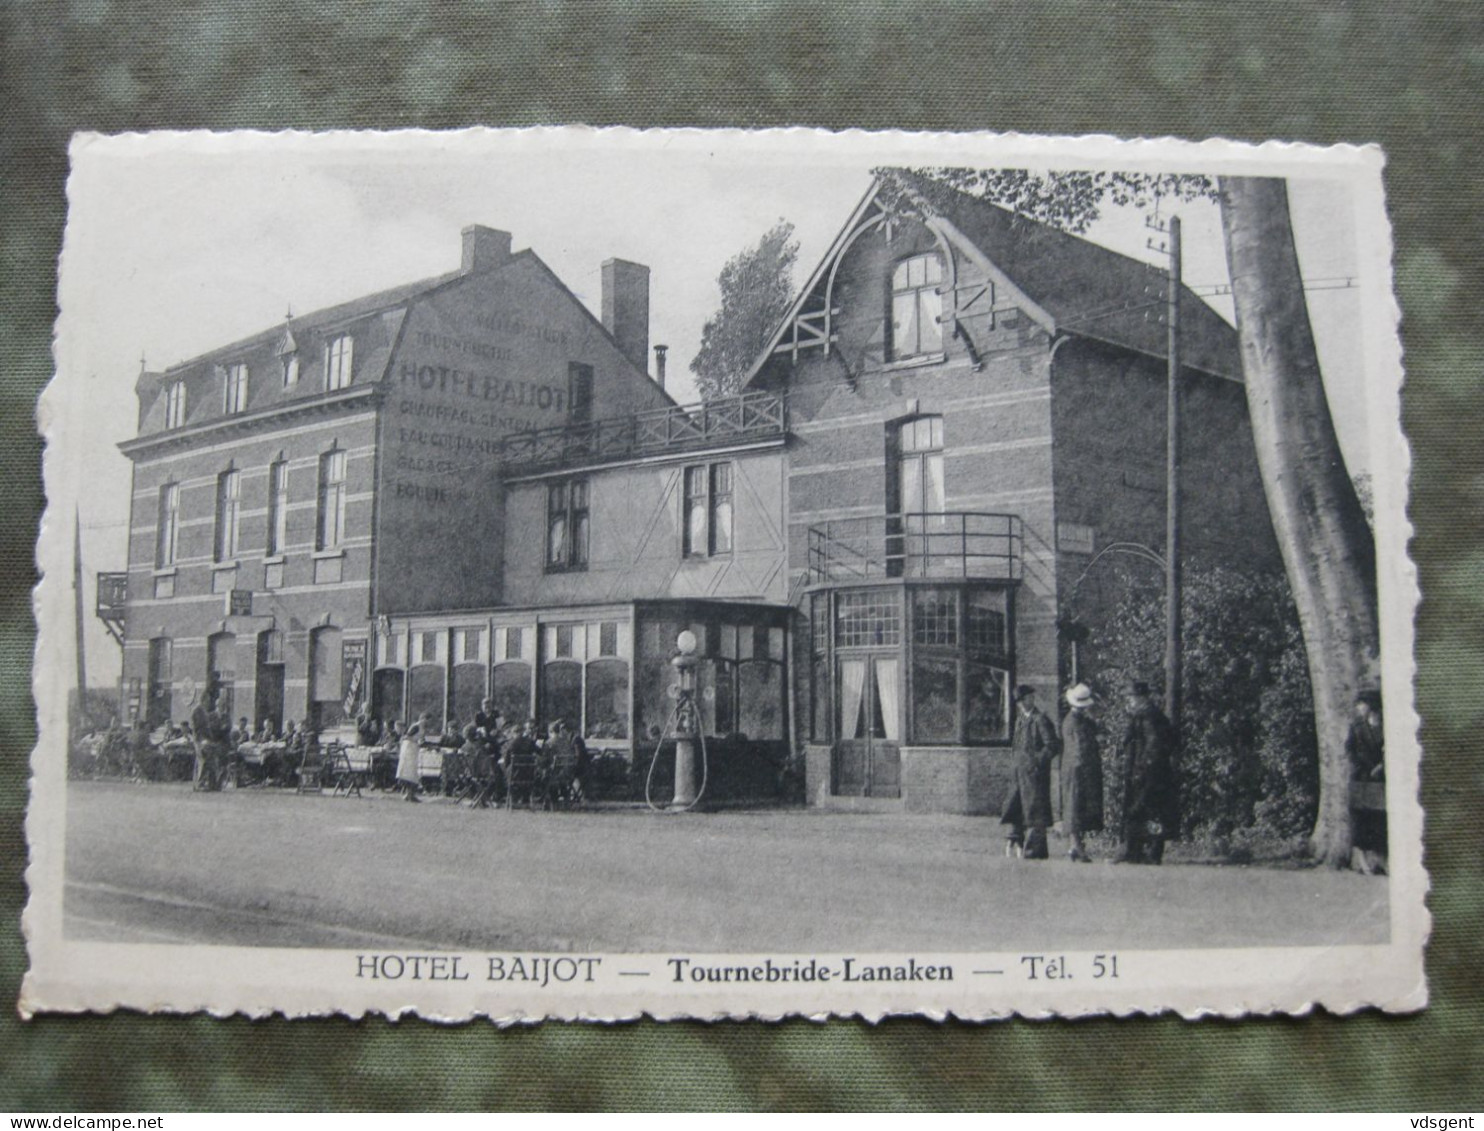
255, 631, 285, 733
207, 632, 236, 718
891, 416, 946, 577
146, 638, 173, 728
834, 653, 902, 798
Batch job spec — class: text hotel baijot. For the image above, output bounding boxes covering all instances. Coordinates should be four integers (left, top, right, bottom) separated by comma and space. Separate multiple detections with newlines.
109, 179, 1279, 814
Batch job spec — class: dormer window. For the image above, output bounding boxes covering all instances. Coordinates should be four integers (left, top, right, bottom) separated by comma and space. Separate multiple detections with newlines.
164, 380, 187, 429
325, 334, 354, 391
277, 327, 299, 388
223, 363, 248, 414
888, 253, 944, 361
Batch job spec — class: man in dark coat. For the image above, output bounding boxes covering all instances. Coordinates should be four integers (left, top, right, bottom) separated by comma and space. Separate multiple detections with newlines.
1060, 682, 1105, 862
1000, 685, 1060, 859
190, 692, 226, 791
1346, 690, 1386, 874
1118, 681, 1180, 864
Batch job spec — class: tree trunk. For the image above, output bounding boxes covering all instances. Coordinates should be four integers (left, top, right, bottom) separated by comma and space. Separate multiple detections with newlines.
1218, 176, 1380, 868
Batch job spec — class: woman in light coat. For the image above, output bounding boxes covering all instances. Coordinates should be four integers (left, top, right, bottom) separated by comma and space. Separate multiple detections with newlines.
397, 713, 429, 802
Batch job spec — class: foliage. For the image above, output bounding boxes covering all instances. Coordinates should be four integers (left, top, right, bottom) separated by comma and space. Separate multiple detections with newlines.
872, 166, 1218, 234
1351, 471, 1376, 528
689, 219, 799, 400
1090, 566, 1318, 843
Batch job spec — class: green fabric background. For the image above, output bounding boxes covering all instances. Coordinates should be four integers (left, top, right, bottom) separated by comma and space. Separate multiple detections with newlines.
2, 0, 1481, 1111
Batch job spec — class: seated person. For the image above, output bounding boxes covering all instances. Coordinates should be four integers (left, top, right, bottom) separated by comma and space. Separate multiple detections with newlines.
503, 721, 540, 805
355, 710, 381, 748
474, 699, 500, 739
440, 717, 464, 749
281, 720, 304, 784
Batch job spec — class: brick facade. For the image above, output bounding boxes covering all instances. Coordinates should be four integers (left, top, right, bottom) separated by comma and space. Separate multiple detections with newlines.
119, 227, 669, 737
114, 190, 1283, 817
744, 179, 1280, 815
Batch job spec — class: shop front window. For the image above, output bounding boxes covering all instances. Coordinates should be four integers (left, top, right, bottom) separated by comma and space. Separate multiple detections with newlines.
541, 661, 582, 732
491, 662, 532, 726
815, 583, 1013, 746
737, 659, 785, 740
584, 658, 630, 740
835, 588, 902, 647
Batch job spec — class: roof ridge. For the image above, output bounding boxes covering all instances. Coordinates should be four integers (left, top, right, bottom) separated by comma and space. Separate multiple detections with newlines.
157, 260, 513, 374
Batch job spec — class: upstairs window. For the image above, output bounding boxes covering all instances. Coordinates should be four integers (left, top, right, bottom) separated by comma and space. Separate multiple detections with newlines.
155, 483, 180, 568
568, 362, 594, 426
889, 253, 944, 361
164, 381, 187, 429
896, 416, 945, 517
266, 459, 289, 556
282, 354, 299, 387
683, 462, 734, 557
317, 449, 348, 550
223, 363, 248, 414
214, 469, 241, 561
325, 334, 354, 390
546, 479, 590, 572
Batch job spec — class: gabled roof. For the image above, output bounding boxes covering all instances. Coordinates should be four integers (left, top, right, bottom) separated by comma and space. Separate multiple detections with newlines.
748, 171, 1240, 386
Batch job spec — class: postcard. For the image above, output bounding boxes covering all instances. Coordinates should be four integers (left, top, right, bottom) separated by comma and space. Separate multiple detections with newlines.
23, 127, 1424, 1020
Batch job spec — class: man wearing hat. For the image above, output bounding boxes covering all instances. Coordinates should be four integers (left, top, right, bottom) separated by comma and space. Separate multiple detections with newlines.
1118, 681, 1180, 864
1000, 684, 1060, 859
1061, 683, 1105, 863
1346, 690, 1386, 874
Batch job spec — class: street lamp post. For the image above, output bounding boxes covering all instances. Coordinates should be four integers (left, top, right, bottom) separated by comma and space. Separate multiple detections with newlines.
670, 630, 700, 807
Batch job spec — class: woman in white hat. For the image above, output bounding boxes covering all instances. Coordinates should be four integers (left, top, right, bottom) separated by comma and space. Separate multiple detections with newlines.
1061, 683, 1105, 862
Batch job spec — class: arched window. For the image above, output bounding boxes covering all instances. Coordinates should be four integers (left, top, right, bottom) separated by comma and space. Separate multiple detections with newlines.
215, 469, 241, 562
407, 629, 445, 728
146, 637, 173, 728
255, 630, 285, 734
207, 631, 237, 719
266, 458, 289, 557
317, 448, 347, 551
492, 625, 533, 725
308, 625, 344, 731
450, 627, 487, 723
155, 483, 181, 569
888, 253, 944, 361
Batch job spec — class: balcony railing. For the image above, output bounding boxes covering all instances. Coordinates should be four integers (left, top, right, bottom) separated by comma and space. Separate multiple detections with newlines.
96, 571, 128, 620
807, 512, 1023, 584
498, 391, 787, 473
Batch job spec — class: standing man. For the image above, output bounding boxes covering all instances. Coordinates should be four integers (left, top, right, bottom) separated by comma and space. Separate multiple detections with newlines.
1000, 685, 1060, 859
1061, 683, 1104, 863
189, 692, 211, 790
1346, 690, 1386, 875
1118, 681, 1180, 864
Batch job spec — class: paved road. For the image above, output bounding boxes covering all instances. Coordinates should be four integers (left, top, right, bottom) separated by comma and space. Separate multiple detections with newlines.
63, 781, 1390, 952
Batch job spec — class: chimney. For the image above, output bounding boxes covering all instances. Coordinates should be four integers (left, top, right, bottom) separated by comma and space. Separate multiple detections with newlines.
601, 258, 650, 372
653, 344, 668, 392
461, 225, 513, 274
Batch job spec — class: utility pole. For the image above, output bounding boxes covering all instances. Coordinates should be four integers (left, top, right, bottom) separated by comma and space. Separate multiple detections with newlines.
1163, 216, 1183, 735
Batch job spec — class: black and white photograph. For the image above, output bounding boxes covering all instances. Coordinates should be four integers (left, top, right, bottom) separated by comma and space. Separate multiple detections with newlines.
23, 128, 1423, 1020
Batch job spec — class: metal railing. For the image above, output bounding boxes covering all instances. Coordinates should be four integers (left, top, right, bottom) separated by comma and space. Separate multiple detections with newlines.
96, 572, 128, 619
498, 391, 787, 473
807, 512, 1023, 583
